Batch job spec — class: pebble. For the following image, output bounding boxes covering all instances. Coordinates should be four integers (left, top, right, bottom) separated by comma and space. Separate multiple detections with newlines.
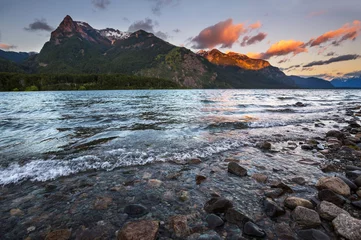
263, 198, 285, 217
205, 214, 224, 229
45, 229, 71, 240
204, 197, 233, 214
251, 173, 268, 183
284, 197, 313, 210
10, 208, 24, 216
243, 221, 265, 237
169, 215, 190, 238
124, 204, 148, 218
195, 175, 207, 185
292, 206, 321, 228
117, 220, 159, 240
227, 162, 247, 177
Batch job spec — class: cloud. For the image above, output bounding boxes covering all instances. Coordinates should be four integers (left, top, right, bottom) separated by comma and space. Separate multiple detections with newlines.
308, 20, 361, 47
325, 52, 336, 57
92, 0, 110, 9
122, 17, 130, 22
277, 58, 289, 64
128, 18, 168, 40
173, 28, 181, 33
0, 43, 17, 50
344, 70, 361, 77
303, 54, 360, 67
241, 32, 267, 46
149, 0, 179, 15
24, 19, 53, 32
249, 21, 262, 30
248, 39, 307, 59
191, 19, 246, 49
307, 10, 327, 18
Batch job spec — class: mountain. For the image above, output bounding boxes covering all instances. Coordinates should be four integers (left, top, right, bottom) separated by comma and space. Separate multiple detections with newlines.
0, 58, 24, 72
0, 49, 32, 63
331, 76, 361, 88
288, 75, 334, 89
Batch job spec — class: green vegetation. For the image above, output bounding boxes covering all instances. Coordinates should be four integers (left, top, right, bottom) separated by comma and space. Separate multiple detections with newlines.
0, 73, 183, 91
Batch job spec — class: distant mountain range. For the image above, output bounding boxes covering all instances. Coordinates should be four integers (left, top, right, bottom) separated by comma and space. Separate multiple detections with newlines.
0, 15, 359, 89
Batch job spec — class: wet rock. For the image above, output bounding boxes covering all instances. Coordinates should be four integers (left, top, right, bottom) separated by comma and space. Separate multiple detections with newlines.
188, 158, 202, 164
275, 222, 295, 240
284, 197, 313, 210
27, 226, 36, 233
148, 179, 162, 187
356, 189, 361, 197
316, 177, 350, 196
179, 190, 189, 202
197, 231, 222, 240
251, 173, 268, 183
292, 206, 321, 228
257, 141, 272, 150
332, 214, 361, 240
117, 220, 159, 240
45, 184, 57, 192
195, 175, 207, 185
320, 164, 337, 173
93, 196, 112, 210
45, 229, 71, 240
264, 188, 284, 198
270, 181, 294, 193
351, 200, 361, 209
301, 144, 313, 150
349, 120, 361, 128
169, 215, 190, 238
298, 158, 319, 165
225, 208, 252, 226
310, 196, 321, 207
318, 201, 349, 221
318, 189, 345, 206
205, 214, 224, 229
338, 176, 358, 190
326, 130, 345, 139
264, 198, 285, 217
10, 208, 24, 216
295, 102, 305, 107
204, 197, 233, 214
124, 204, 148, 218
346, 170, 361, 181
291, 177, 306, 185
243, 221, 265, 237
227, 162, 247, 177
297, 229, 330, 240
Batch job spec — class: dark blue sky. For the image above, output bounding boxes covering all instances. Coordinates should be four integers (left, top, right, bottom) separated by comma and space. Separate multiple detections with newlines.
0, 0, 360, 78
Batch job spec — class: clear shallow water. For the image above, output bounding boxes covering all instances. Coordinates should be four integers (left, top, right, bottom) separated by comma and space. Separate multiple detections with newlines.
0, 89, 360, 185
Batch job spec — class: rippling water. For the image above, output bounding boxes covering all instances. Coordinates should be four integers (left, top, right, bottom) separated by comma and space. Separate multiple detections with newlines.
1, 89, 360, 184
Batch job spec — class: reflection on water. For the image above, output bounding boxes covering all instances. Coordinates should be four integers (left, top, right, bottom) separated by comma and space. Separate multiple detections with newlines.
0, 89, 360, 184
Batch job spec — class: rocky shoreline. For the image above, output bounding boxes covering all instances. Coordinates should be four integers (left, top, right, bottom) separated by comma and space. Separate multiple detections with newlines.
1, 104, 361, 240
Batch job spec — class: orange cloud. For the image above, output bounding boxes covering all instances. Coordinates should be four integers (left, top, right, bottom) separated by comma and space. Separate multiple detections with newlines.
191, 18, 246, 49
308, 20, 361, 47
241, 32, 267, 46
249, 21, 262, 30
0, 43, 17, 50
248, 40, 307, 59
307, 10, 327, 18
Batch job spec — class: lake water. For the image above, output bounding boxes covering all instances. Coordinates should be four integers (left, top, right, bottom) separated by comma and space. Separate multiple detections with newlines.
1, 89, 360, 185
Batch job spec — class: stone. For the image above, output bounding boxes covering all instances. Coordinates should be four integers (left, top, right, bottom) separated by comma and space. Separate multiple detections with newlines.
346, 170, 361, 181
301, 144, 313, 150
318, 201, 349, 221
179, 190, 189, 202
45, 184, 57, 192
195, 175, 207, 185
148, 179, 162, 187
227, 162, 247, 177
270, 181, 293, 193
27, 226, 36, 233
45, 229, 71, 240
169, 215, 190, 238
318, 189, 345, 206
188, 158, 202, 164
204, 197, 233, 214
275, 222, 295, 240
351, 200, 361, 209
118, 220, 159, 240
338, 176, 358, 190
225, 208, 252, 226
320, 164, 337, 173
291, 177, 306, 185
297, 229, 330, 240
316, 177, 350, 196
326, 130, 345, 139
93, 196, 112, 210
264, 188, 284, 198
251, 173, 268, 183
298, 158, 319, 165
332, 214, 361, 240
292, 206, 321, 228
264, 198, 285, 217
295, 102, 305, 107
284, 197, 313, 210
124, 204, 148, 218
243, 221, 265, 237
10, 208, 24, 216
205, 214, 224, 229
197, 231, 222, 240
257, 141, 272, 150
356, 189, 361, 197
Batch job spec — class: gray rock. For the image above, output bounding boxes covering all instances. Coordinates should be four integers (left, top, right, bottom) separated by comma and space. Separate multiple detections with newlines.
284, 197, 313, 210
205, 214, 224, 229
270, 181, 294, 193
204, 197, 233, 214
318, 201, 349, 221
318, 189, 345, 206
292, 206, 321, 228
301, 144, 313, 150
243, 221, 265, 238
264, 188, 284, 198
225, 208, 252, 226
316, 177, 350, 196
291, 177, 306, 185
346, 170, 361, 181
346, 165, 361, 171
197, 231, 222, 240
332, 213, 361, 240
326, 130, 345, 139
351, 200, 361, 209
338, 176, 358, 190
264, 198, 285, 217
227, 162, 247, 177
297, 229, 330, 240
275, 222, 295, 240
124, 204, 148, 218
257, 141, 272, 150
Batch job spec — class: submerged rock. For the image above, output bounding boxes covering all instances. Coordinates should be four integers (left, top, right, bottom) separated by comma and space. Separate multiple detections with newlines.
197, 231, 222, 240
251, 173, 268, 183
292, 206, 321, 228
318, 189, 345, 206
225, 208, 252, 226
205, 214, 224, 229
204, 197, 233, 214
270, 181, 294, 193
275, 222, 295, 240
169, 215, 190, 238
117, 220, 159, 240
284, 197, 313, 210
332, 214, 361, 240
264, 198, 285, 217
291, 177, 306, 185
297, 229, 330, 240
338, 176, 358, 190
45, 229, 71, 240
93, 196, 112, 210
195, 175, 207, 185
316, 177, 350, 196
326, 130, 345, 139
243, 221, 265, 237
257, 141, 272, 150
318, 201, 349, 221
264, 188, 284, 198
227, 162, 247, 177
124, 204, 148, 218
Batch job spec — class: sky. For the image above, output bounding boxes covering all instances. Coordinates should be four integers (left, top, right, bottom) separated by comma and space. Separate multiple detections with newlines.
0, 0, 360, 79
